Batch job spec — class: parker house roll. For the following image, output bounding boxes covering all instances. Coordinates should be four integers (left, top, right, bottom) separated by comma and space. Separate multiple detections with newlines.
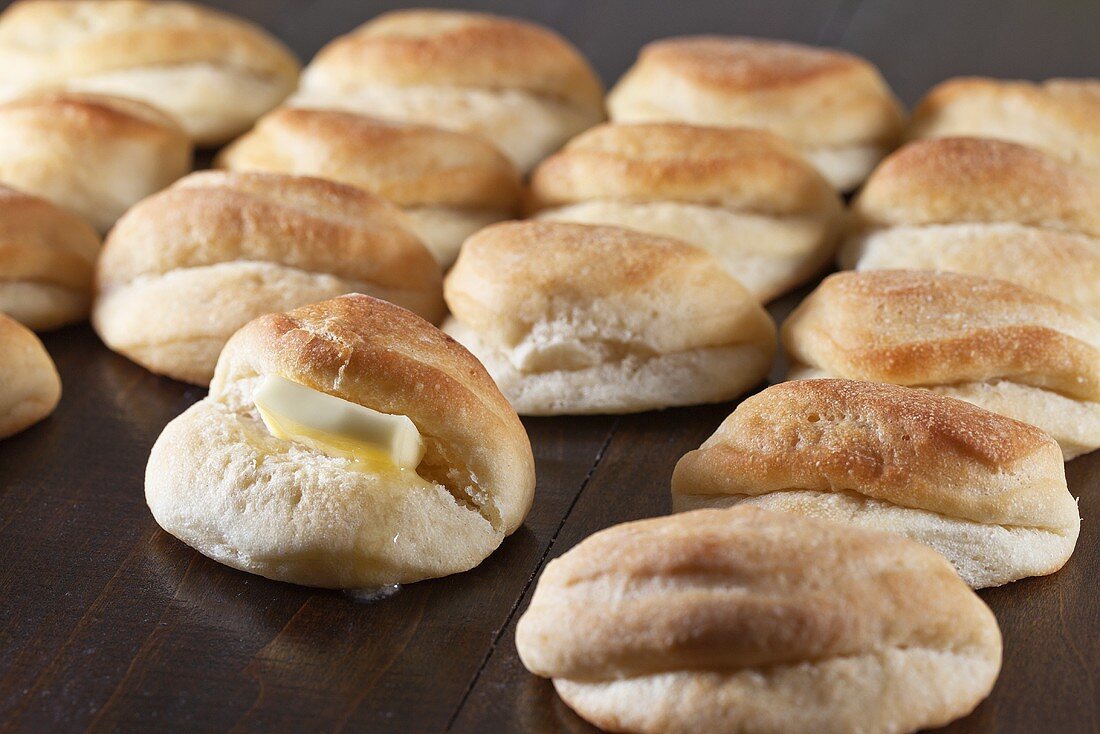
0, 185, 101, 331
93, 171, 444, 387
606, 36, 904, 190
145, 294, 536, 588
673, 379, 1080, 589
516, 507, 1002, 734
0, 91, 191, 232
0, 313, 61, 439
783, 270, 1100, 460
216, 107, 522, 267
291, 8, 605, 172
0, 0, 300, 146
443, 221, 777, 415
528, 123, 842, 302
907, 77, 1100, 170
841, 137, 1100, 317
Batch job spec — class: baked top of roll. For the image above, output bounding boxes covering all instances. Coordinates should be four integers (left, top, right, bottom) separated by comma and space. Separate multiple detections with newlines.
444, 221, 776, 358
528, 122, 839, 217
782, 270, 1100, 402
516, 507, 1001, 733
607, 36, 903, 147
96, 170, 442, 295
0, 89, 187, 145
907, 77, 1100, 167
216, 107, 522, 210
301, 9, 603, 112
673, 379, 1075, 530
852, 137, 1100, 238
0, 184, 100, 290
0, 312, 61, 439
0, 0, 299, 89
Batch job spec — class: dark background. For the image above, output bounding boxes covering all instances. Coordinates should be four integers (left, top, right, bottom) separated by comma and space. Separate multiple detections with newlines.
1, 1, 1098, 733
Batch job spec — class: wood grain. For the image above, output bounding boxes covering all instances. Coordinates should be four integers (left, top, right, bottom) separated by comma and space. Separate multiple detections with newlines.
1, 1, 1098, 732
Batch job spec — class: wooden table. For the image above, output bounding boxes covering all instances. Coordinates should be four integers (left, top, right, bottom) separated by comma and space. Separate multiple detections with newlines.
2, 1, 1098, 732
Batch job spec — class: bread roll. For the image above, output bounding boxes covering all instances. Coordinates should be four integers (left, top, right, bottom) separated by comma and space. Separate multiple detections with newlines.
516, 507, 1002, 734
145, 293, 535, 588
291, 9, 605, 172
443, 221, 776, 415
783, 270, 1100, 459
0, 0, 300, 145
0, 92, 191, 232
528, 123, 842, 302
907, 77, 1100, 169
93, 171, 444, 386
0, 312, 61, 438
0, 185, 101, 330
216, 107, 522, 267
673, 379, 1080, 588
607, 36, 903, 190
841, 137, 1100, 317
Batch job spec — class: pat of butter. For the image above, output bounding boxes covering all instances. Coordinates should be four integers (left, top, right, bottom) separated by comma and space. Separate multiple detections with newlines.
252, 375, 424, 470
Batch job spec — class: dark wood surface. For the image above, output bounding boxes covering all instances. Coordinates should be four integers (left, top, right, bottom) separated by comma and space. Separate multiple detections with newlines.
2, 1, 1099, 732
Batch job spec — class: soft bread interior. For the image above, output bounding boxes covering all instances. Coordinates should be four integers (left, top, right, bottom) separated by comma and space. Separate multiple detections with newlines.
800, 141, 889, 191
404, 206, 510, 268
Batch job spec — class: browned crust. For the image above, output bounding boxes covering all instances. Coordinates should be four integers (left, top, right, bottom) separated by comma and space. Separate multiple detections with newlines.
0, 184, 100, 288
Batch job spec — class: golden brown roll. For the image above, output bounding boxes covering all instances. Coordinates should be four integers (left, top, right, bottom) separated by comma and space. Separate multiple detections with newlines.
529, 123, 842, 301
0, 312, 61, 438
0, 0, 300, 145
907, 77, 1100, 169
607, 36, 904, 190
93, 171, 444, 386
516, 507, 1002, 734
841, 137, 1100, 317
216, 107, 522, 267
0, 185, 101, 330
291, 8, 605, 172
443, 221, 776, 415
145, 293, 535, 588
673, 379, 1080, 588
783, 270, 1100, 459
0, 91, 191, 232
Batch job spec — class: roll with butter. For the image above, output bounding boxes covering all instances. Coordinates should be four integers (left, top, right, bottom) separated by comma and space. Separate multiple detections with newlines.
145, 293, 536, 588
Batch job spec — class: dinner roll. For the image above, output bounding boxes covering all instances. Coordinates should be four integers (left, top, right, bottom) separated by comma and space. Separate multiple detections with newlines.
291, 9, 605, 172
93, 171, 444, 386
0, 313, 61, 438
0, 185, 101, 330
216, 107, 522, 267
673, 379, 1080, 588
607, 36, 904, 190
0, 92, 191, 232
146, 293, 535, 588
516, 507, 1002, 734
443, 221, 776, 415
783, 270, 1100, 459
0, 0, 300, 145
841, 137, 1100, 317
529, 123, 842, 301
907, 77, 1100, 169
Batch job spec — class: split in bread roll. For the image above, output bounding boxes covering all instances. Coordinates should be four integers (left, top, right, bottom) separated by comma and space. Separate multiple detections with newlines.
0, 91, 192, 232
841, 137, 1100, 317
0, 313, 61, 438
907, 77, 1100, 170
0, 185, 101, 330
606, 36, 904, 190
145, 293, 535, 588
93, 171, 444, 386
216, 107, 522, 267
0, 0, 300, 145
782, 270, 1100, 459
442, 221, 777, 415
291, 8, 605, 172
528, 123, 842, 302
672, 379, 1080, 588
516, 507, 1002, 734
